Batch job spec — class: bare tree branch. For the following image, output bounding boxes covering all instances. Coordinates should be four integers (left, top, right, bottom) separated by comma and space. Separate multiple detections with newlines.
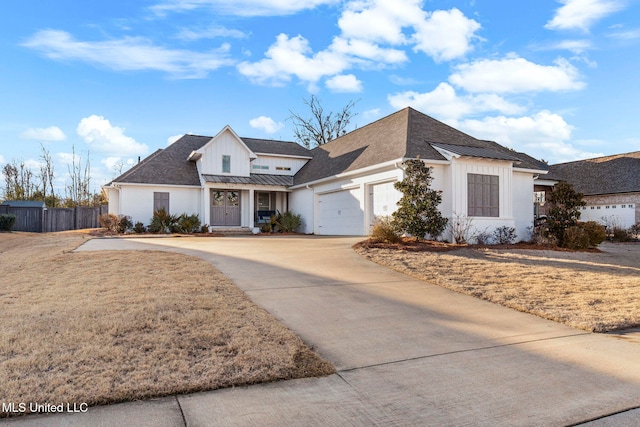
288, 95, 358, 148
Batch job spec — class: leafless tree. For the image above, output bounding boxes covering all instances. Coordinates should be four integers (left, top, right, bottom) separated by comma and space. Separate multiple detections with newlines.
2, 160, 37, 201
288, 95, 358, 148
65, 145, 92, 206
39, 144, 57, 206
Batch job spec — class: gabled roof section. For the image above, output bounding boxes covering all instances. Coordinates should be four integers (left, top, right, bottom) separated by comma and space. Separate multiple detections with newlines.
293, 107, 546, 185
242, 137, 312, 158
430, 142, 522, 162
547, 151, 640, 195
111, 135, 210, 186
193, 125, 257, 160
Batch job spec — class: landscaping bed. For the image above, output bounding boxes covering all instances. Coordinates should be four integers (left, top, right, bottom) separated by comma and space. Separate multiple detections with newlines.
355, 239, 640, 333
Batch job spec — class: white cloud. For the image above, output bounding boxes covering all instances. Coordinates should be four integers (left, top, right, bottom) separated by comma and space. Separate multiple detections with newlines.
388, 83, 525, 122
457, 111, 602, 163
237, 33, 349, 85
77, 115, 149, 157
176, 26, 247, 41
239, 3, 480, 88
249, 116, 285, 134
20, 126, 66, 141
533, 39, 592, 53
545, 0, 623, 32
449, 55, 585, 93
167, 134, 184, 145
151, 0, 338, 17
24, 30, 235, 79
326, 74, 363, 92
607, 28, 640, 39
411, 8, 482, 62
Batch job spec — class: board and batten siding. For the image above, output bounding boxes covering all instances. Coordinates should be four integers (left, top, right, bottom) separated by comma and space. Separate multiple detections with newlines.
118, 185, 202, 225
198, 130, 252, 177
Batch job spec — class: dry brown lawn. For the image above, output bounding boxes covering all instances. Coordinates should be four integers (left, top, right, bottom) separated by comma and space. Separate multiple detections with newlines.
0, 231, 333, 417
354, 240, 640, 333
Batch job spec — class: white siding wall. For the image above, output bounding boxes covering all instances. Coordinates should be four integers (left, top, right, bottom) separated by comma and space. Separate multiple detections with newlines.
106, 187, 120, 215
250, 155, 310, 176
199, 130, 251, 177
512, 171, 535, 241
119, 185, 202, 225
289, 187, 314, 233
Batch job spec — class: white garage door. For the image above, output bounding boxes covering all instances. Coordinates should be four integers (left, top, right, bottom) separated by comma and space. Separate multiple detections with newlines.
317, 188, 364, 235
369, 181, 402, 230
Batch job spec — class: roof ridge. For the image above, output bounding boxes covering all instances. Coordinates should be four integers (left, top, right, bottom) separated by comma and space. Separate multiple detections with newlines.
551, 150, 640, 166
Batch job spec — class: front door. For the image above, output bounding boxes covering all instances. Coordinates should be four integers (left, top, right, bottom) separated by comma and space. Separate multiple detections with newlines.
210, 190, 241, 226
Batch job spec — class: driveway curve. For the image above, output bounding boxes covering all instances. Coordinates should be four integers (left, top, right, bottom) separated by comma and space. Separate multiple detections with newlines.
10, 235, 640, 426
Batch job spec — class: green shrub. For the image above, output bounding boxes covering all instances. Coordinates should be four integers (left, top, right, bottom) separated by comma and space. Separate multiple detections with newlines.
0, 214, 16, 232
148, 208, 178, 234
581, 221, 606, 247
563, 225, 590, 250
276, 211, 302, 233
370, 216, 401, 243
133, 222, 146, 233
176, 213, 201, 233
200, 224, 210, 233
493, 226, 517, 245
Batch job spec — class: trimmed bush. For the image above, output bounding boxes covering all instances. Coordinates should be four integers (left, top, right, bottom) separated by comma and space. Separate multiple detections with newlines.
369, 216, 401, 243
563, 225, 590, 250
581, 221, 606, 247
0, 214, 17, 232
276, 211, 302, 233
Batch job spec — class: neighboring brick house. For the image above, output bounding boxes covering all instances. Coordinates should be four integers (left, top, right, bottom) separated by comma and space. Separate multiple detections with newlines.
544, 151, 640, 228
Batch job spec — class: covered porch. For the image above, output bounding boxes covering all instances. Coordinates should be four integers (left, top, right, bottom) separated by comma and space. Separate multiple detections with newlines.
201, 174, 292, 230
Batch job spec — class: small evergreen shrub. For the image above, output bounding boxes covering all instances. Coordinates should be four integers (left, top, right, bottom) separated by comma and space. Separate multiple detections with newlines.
133, 222, 146, 234
148, 208, 178, 234
493, 226, 517, 245
0, 214, 16, 232
276, 211, 302, 233
563, 225, 590, 250
370, 216, 400, 243
200, 224, 210, 233
176, 213, 201, 233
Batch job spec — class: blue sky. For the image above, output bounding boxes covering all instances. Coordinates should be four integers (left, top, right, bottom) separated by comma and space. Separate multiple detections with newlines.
1, 0, 639, 193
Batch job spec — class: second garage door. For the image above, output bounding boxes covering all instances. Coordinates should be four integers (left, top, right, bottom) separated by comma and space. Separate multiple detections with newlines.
316, 188, 364, 235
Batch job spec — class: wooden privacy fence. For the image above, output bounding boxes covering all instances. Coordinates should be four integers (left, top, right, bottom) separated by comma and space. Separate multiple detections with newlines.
0, 205, 108, 233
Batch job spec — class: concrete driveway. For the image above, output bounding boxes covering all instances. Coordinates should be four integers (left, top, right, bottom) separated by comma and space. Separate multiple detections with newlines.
6, 235, 640, 426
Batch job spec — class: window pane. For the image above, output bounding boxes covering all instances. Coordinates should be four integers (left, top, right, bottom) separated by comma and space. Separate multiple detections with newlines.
212, 191, 225, 206
222, 155, 231, 173
227, 191, 239, 206
257, 192, 271, 210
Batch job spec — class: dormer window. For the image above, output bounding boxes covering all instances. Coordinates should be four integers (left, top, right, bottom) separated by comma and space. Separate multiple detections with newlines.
222, 155, 231, 173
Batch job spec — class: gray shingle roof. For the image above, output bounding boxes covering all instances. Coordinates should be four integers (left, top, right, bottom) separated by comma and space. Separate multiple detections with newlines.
202, 174, 293, 186
110, 134, 310, 186
430, 142, 522, 162
547, 151, 640, 195
242, 138, 311, 157
293, 107, 546, 185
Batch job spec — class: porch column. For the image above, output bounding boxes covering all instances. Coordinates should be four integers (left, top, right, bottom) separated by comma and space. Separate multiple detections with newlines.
248, 188, 255, 229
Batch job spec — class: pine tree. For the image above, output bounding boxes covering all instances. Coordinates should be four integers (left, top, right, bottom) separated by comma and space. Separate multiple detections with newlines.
392, 158, 448, 241
547, 181, 586, 245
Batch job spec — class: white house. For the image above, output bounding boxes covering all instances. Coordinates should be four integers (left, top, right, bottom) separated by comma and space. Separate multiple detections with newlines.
543, 151, 640, 229
104, 108, 548, 239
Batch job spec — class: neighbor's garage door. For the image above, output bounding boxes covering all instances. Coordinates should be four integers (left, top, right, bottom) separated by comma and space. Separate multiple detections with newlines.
317, 188, 364, 235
